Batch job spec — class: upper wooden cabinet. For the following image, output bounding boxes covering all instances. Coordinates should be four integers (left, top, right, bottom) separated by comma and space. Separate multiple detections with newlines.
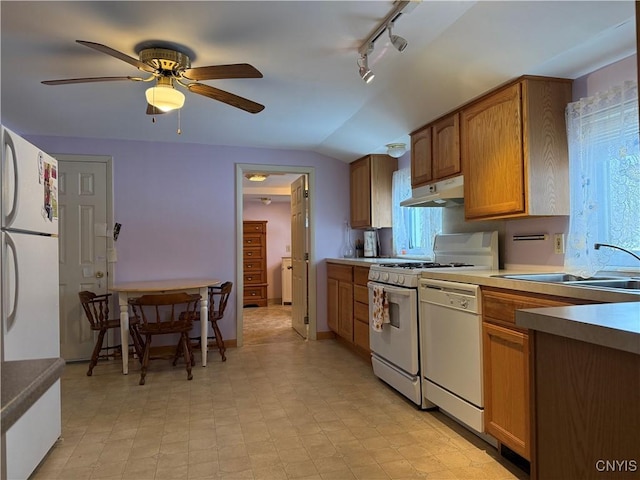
432, 113, 461, 180
411, 113, 461, 189
461, 76, 572, 221
410, 126, 433, 187
350, 154, 398, 229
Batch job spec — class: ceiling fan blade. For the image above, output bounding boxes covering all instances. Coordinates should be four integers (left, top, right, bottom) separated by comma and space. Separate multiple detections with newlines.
146, 104, 167, 115
182, 64, 263, 81
76, 40, 156, 74
187, 83, 265, 114
42, 76, 142, 85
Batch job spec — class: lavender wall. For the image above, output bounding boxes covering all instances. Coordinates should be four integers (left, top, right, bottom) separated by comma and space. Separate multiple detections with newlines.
242, 199, 291, 300
26, 135, 350, 338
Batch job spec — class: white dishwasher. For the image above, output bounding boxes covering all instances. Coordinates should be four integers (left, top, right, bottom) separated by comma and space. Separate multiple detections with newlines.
419, 278, 484, 433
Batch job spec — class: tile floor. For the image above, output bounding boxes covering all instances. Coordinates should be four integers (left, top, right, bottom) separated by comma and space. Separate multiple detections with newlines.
32, 305, 529, 479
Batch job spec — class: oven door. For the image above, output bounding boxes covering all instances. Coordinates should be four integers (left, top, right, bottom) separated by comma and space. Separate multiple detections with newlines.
367, 281, 418, 375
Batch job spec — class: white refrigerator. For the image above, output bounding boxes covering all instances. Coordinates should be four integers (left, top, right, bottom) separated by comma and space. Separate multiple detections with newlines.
1, 126, 61, 479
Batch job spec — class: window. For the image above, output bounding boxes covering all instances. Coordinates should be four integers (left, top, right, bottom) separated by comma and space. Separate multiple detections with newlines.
565, 81, 640, 276
391, 168, 442, 258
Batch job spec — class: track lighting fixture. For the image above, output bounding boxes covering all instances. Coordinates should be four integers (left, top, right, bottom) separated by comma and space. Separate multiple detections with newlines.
356, 1, 416, 83
387, 24, 408, 52
358, 52, 375, 84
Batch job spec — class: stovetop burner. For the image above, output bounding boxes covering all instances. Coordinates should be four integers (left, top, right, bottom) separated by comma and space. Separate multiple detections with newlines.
379, 262, 473, 269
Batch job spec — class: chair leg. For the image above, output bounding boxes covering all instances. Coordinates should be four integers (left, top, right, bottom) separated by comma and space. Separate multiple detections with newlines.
87, 329, 107, 376
130, 326, 145, 363
172, 339, 183, 366
181, 333, 193, 381
210, 320, 227, 361
139, 335, 151, 386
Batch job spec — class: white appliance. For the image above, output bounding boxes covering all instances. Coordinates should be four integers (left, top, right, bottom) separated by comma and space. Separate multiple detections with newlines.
1, 126, 61, 479
367, 231, 498, 409
281, 257, 292, 305
420, 278, 486, 434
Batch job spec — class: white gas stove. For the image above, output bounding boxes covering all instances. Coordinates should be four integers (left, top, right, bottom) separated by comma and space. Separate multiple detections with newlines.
368, 231, 499, 288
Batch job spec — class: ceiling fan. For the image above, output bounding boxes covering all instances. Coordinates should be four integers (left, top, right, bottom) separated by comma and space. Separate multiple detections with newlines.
42, 40, 264, 114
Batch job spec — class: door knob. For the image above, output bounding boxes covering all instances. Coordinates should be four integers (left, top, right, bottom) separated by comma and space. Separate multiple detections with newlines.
96, 271, 104, 278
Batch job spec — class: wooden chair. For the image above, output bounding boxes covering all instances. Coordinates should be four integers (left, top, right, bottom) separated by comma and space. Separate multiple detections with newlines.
78, 291, 145, 377
129, 292, 201, 385
174, 281, 232, 365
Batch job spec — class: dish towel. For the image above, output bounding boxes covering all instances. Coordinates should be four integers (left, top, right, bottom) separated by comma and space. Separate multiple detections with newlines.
371, 285, 390, 332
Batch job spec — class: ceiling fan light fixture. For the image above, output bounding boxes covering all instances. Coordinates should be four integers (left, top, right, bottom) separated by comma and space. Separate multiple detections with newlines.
145, 81, 185, 112
260, 197, 272, 205
386, 143, 407, 158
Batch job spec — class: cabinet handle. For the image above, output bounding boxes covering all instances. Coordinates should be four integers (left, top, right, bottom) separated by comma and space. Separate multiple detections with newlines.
247, 276, 253, 281
247, 239, 252, 243
251, 292, 256, 296
247, 252, 253, 256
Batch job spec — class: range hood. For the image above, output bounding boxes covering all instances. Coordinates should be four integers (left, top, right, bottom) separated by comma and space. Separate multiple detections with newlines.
400, 175, 464, 208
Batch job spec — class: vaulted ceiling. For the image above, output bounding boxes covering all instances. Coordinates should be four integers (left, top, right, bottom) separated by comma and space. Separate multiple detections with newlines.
1, 1, 636, 163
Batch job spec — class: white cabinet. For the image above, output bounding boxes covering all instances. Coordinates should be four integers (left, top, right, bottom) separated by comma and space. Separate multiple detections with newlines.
281, 257, 292, 304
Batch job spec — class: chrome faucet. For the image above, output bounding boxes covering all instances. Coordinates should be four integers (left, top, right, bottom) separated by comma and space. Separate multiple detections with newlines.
594, 243, 640, 262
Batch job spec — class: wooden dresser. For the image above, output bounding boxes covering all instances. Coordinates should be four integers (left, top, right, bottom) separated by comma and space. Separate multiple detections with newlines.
243, 220, 268, 307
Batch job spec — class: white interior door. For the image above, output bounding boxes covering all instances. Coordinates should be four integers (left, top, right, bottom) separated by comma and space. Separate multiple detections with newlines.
58, 158, 110, 361
290, 175, 308, 338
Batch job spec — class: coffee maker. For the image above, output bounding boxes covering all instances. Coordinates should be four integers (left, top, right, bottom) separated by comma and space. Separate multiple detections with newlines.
363, 230, 378, 258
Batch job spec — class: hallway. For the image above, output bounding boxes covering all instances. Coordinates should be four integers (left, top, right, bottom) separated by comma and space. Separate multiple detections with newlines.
243, 304, 303, 346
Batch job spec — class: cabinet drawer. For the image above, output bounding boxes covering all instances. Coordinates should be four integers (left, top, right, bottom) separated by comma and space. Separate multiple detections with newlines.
243, 247, 264, 260
354, 285, 369, 305
244, 271, 265, 284
243, 234, 264, 247
243, 222, 266, 233
354, 320, 370, 351
243, 259, 264, 272
482, 288, 578, 326
354, 300, 369, 323
244, 285, 267, 300
354, 266, 370, 286
327, 263, 353, 283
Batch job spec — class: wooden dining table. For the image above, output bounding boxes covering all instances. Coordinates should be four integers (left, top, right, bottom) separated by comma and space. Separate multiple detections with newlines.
110, 278, 222, 374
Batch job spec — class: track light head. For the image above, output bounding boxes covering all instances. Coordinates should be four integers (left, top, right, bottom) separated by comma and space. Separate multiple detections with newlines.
357, 53, 375, 84
388, 24, 408, 52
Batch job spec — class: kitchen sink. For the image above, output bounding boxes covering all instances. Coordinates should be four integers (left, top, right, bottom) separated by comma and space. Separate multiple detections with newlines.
492, 273, 619, 283
569, 279, 640, 290
491, 273, 640, 292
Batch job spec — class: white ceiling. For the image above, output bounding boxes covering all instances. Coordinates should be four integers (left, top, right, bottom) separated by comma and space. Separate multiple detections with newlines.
1, 1, 636, 165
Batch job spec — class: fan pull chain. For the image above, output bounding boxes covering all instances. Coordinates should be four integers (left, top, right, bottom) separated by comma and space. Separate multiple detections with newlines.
177, 108, 182, 135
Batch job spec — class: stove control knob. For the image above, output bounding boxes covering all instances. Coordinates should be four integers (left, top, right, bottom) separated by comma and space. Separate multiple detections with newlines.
381, 273, 389, 282
460, 298, 469, 309
371, 271, 379, 281
397, 275, 405, 285
390, 274, 398, 283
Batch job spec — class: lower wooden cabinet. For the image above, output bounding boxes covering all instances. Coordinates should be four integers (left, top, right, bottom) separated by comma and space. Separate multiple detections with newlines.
481, 287, 596, 462
483, 321, 530, 459
327, 262, 371, 355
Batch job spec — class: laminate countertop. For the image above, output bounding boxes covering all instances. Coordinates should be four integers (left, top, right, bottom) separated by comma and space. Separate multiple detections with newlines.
1, 357, 65, 434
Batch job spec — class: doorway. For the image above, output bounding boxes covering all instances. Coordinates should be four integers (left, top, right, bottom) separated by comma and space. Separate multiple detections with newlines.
235, 164, 316, 347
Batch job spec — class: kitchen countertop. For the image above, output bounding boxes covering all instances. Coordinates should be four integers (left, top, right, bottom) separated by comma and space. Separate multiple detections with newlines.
326, 259, 639, 353
1, 357, 65, 434
516, 302, 640, 354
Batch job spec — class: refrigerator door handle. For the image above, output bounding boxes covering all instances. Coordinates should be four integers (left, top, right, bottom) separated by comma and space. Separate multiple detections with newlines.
3, 130, 18, 227
4, 232, 19, 332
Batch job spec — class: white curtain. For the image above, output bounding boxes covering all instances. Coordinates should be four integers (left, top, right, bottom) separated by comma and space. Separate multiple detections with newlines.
564, 81, 639, 277
392, 168, 442, 258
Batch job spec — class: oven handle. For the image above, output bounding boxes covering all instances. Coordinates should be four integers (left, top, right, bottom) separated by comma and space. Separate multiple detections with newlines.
367, 281, 415, 296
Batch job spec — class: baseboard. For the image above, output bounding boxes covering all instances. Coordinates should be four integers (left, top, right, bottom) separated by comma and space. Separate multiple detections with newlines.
316, 330, 336, 340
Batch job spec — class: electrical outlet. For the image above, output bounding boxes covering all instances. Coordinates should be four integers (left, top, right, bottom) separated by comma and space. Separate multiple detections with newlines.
554, 234, 565, 254
285, 244, 291, 253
